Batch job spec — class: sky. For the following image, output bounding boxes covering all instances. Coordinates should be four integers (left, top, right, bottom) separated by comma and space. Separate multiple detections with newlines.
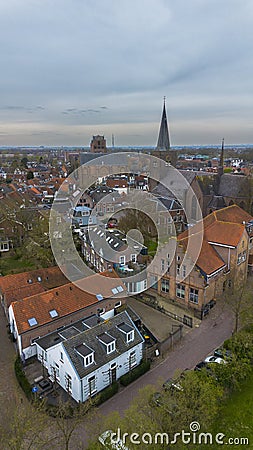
0, 0, 253, 147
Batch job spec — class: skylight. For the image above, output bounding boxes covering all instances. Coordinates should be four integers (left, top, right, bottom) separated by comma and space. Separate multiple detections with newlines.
117, 285, 124, 292
49, 309, 58, 318
96, 294, 104, 301
111, 288, 118, 295
28, 317, 38, 327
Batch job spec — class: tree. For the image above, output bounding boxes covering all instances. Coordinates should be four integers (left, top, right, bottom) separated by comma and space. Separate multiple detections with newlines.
117, 209, 157, 247
27, 171, 34, 180
21, 157, 28, 169
223, 276, 253, 333
0, 399, 54, 450
53, 398, 97, 450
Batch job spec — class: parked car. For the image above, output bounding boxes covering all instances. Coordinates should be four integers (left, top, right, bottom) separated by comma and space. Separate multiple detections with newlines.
194, 361, 207, 371
204, 356, 226, 364
213, 347, 232, 360
98, 430, 129, 449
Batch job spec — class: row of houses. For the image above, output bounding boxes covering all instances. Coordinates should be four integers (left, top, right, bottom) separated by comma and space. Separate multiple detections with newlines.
0, 266, 146, 402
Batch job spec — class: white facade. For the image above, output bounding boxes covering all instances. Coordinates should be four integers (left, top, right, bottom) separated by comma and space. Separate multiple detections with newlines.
36, 340, 143, 403
35, 311, 144, 403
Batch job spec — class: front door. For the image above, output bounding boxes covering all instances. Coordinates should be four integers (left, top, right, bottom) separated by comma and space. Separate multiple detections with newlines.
110, 367, 116, 384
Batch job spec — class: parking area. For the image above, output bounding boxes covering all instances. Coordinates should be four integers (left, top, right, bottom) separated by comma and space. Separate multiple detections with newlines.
126, 297, 190, 342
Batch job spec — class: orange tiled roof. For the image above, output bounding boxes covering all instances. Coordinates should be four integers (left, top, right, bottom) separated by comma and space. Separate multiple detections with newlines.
11, 270, 126, 334
0, 266, 68, 294
3, 283, 46, 309
178, 205, 253, 275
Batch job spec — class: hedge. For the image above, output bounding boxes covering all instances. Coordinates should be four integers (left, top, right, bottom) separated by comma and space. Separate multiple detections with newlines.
120, 360, 151, 386
94, 381, 119, 406
14, 356, 32, 399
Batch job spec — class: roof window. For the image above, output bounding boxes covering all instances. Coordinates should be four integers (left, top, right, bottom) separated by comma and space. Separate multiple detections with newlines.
49, 309, 58, 318
28, 317, 38, 327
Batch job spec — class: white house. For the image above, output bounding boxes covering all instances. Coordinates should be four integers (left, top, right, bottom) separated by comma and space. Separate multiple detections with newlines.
35, 310, 144, 403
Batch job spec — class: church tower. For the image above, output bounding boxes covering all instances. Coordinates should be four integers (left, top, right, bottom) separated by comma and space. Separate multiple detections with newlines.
152, 98, 177, 166
156, 96, 170, 151
218, 138, 225, 178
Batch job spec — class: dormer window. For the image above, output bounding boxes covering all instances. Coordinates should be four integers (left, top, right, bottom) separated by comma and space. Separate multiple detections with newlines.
127, 330, 134, 343
75, 344, 94, 367
107, 341, 116, 354
117, 322, 135, 343
98, 333, 116, 354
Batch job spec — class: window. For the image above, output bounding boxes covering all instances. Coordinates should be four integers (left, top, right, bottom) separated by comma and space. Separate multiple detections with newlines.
49, 309, 58, 318
52, 363, 59, 380
176, 284, 185, 299
189, 288, 199, 304
177, 264, 180, 276
182, 265, 186, 278
60, 351, 64, 362
88, 376, 96, 395
167, 255, 170, 272
161, 278, 169, 293
177, 255, 181, 262
237, 250, 247, 265
28, 317, 38, 327
65, 374, 72, 392
191, 197, 197, 220
126, 330, 134, 343
84, 353, 94, 367
161, 259, 165, 272
131, 254, 137, 263
129, 351, 137, 368
119, 255, 125, 265
150, 275, 158, 290
107, 341, 116, 354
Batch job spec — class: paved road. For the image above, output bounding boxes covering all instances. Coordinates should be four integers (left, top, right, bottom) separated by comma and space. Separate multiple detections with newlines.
79, 301, 234, 447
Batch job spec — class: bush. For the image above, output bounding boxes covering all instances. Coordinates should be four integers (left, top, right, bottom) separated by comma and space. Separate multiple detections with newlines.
94, 381, 119, 406
120, 360, 151, 387
14, 356, 32, 399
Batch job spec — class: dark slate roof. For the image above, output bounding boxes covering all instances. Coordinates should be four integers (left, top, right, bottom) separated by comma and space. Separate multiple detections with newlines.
89, 187, 121, 204
207, 196, 226, 210
157, 196, 182, 211
218, 174, 250, 198
62, 310, 143, 379
36, 314, 105, 350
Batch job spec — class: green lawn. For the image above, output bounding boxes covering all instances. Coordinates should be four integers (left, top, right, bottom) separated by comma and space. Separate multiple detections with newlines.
205, 372, 253, 448
0, 254, 36, 275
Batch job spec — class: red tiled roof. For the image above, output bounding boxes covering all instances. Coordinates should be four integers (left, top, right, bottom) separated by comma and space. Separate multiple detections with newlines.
11, 270, 126, 334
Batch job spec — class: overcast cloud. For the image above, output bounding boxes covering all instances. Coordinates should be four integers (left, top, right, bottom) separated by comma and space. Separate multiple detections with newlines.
0, 0, 252, 146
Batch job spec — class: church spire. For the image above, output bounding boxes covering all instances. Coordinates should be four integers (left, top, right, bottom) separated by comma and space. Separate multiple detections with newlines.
218, 138, 224, 177
156, 97, 170, 151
